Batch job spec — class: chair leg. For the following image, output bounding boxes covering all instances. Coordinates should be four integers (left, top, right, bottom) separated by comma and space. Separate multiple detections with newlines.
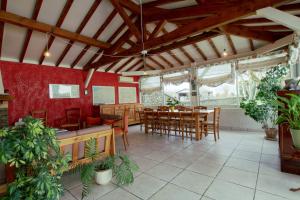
213, 127, 217, 142
125, 133, 129, 146
122, 135, 127, 150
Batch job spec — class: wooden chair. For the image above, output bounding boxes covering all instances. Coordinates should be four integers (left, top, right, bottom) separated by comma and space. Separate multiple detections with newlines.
177, 106, 186, 112
184, 107, 193, 111
137, 110, 145, 131
158, 106, 169, 112
114, 109, 129, 150
31, 110, 47, 126
169, 112, 180, 136
179, 112, 196, 140
157, 111, 170, 135
61, 108, 82, 131
194, 106, 207, 110
201, 107, 221, 141
144, 108, 154, 111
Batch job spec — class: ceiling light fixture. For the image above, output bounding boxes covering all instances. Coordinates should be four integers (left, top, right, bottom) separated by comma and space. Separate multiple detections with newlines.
44, 33, 51, 57
223, 49, 228, 57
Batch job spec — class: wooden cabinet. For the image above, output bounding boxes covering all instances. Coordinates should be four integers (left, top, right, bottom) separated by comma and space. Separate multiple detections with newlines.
99, 103, 143, 125
277, 90, 300, 175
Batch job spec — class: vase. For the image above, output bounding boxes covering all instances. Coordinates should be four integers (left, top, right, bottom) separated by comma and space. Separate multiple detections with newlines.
290, 129, 300, 150
95, 169, 112, 185
170, 106, 175, 112
264, 128, 277, 141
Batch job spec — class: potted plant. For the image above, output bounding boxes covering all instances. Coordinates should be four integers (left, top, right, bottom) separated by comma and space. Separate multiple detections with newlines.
0, 117, 70, 200
73, 139, 139, 199
274, 94, 300, 149
240, 65, 288, 140
166, 97, 180, 111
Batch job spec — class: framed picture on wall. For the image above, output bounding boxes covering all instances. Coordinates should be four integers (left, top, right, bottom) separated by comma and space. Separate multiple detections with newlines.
119, 87, 137, 104
49, 84, 80, 99
92, 86, 115, 105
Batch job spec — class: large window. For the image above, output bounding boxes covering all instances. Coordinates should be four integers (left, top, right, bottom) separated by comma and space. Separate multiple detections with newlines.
163, 71, 191, 106
140, 76, 163, 107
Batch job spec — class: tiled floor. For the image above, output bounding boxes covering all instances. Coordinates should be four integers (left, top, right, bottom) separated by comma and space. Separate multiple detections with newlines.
61, 126, 300, 200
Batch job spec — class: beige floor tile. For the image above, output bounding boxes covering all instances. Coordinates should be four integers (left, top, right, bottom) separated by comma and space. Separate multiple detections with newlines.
255, 190, 290, 200
225, 157, 259, 173
146, 163, 183, 181
69, 183, 117, 200
98, 188, 141, 200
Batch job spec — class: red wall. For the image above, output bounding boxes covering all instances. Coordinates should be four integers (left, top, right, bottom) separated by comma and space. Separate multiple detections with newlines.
0, 61, 139, 126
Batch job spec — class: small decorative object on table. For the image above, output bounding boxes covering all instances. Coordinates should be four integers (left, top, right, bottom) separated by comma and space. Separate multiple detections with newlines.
166, 97, 181, 112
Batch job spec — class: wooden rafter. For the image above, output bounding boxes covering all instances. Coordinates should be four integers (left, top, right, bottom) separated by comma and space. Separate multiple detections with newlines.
222, 25, 279, 42
88, 0, 286, 70
193, 44, 207, 60
148, 20, 166, 40
0, 0, 7, 57
71, 9, 118, 68
19, 0, 43, 62
39, 0, 73, 64
143, 0, 184, 7
179, 47, 195, 63
148, 57, 165, 69
111, 0, 141, 41
0, 11, 110, 49
168, 51, 184, 65
119, 0, 140, 14
207, 38, 221, 58
246, 25, 290, 31
249, 39, 254, 51
158, 54, 174, 68
145, 61, 157, 70
56, 0, 102, 66
104, 61, 118, 72
225, 34, 237, 54
125, 59, 143, 72
135, 65, 144, 72
114, 57, 136, 73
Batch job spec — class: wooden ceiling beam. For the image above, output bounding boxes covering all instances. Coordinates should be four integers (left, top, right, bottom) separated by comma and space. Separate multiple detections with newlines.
207, 38, 221, 58
148, 57, 165, 69
222, 24, 279, 42
246, 25, 290, 31
148, 20, 166, 40
119, 0, 140, 14
125, 59, 143, 72
0, 11, 110, 49
114, 57, 136, 73
179, 47, 195, 62
19, 0, 43, 63
193, 44, 207, 60
225, 34, 237, 54
88, 0, 287, 70
39, 0, 73, 64
56, 0, 102, 66
71, 9, 118, 68
158, 54, 174, 68
111, 0, 141, 41
0, 0, 7, 57
143, 0, 184, 7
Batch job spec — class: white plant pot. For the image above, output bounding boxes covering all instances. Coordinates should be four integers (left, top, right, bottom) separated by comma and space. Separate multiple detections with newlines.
95, 169, 112, 185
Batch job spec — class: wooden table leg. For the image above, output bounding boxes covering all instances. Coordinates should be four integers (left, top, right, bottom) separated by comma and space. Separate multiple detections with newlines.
195, 114, 200, 141
145, 113, 149, 134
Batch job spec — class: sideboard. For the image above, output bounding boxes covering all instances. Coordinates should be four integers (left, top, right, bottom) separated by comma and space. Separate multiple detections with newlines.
99, 103, 143, 125
277, 90, 300, 175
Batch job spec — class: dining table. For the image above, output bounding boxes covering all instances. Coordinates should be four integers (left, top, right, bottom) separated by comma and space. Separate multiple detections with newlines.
143, 109, 214, 141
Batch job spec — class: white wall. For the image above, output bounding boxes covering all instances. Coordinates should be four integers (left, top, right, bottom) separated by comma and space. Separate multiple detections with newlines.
218, 108, 263, 132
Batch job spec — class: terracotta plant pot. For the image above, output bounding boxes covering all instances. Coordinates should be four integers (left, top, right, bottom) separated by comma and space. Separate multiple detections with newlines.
95, 169, 112, 185
290, 129, 300, 150
264, 128, 277, 141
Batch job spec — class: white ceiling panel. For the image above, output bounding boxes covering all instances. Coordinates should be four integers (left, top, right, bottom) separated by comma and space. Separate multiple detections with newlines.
2, 24, 27, 61
76, 46, 99, 68
197, 40, 218, 60
42, 38, 69, 66
98, 15, 124, 42
60, 0, 95, 32
231, 35, 251, 53
81, 0, 114, 38
37, 0, 66, 25
7, 0, 35, 18
212, 35, 233, 56
24, 31, 48, 64
60, 42, 86, 67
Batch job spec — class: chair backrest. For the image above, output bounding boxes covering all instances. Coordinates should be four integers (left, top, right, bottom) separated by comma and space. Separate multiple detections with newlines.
158, 106, 169, 111
31, 110, 47, 125
138, 110, 145, 121
123, 109, 129, 133
179, 112, 195, 123
184, 107, 193, 111
194, 106, 207, 110
66, 108, 81, 124
213, 107, 221, 124
144, 108, 154, 111
177, 106, 186, 112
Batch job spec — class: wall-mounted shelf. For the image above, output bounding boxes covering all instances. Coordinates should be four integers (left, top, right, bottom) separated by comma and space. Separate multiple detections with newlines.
0, 94, 13, 103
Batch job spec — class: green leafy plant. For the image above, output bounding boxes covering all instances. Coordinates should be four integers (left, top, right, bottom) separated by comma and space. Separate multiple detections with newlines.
166, 97, 180, 107
274, 94, 300, 130
73, 139, 139, 199
0, 117, 70, 200
240, 65, 288, 129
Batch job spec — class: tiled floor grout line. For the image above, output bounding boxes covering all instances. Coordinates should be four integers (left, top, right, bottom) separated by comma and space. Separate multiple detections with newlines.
252, 136, 265, 200
199, 136, 245, 200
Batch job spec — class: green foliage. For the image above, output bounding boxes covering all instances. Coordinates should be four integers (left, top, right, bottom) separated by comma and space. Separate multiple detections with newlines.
240, 65, 288, 128
0, 117, 70, 200
73, 139, 139, 199
166, 96, 181, 107
274, 94, 300, 130
112, 154, 139, 186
